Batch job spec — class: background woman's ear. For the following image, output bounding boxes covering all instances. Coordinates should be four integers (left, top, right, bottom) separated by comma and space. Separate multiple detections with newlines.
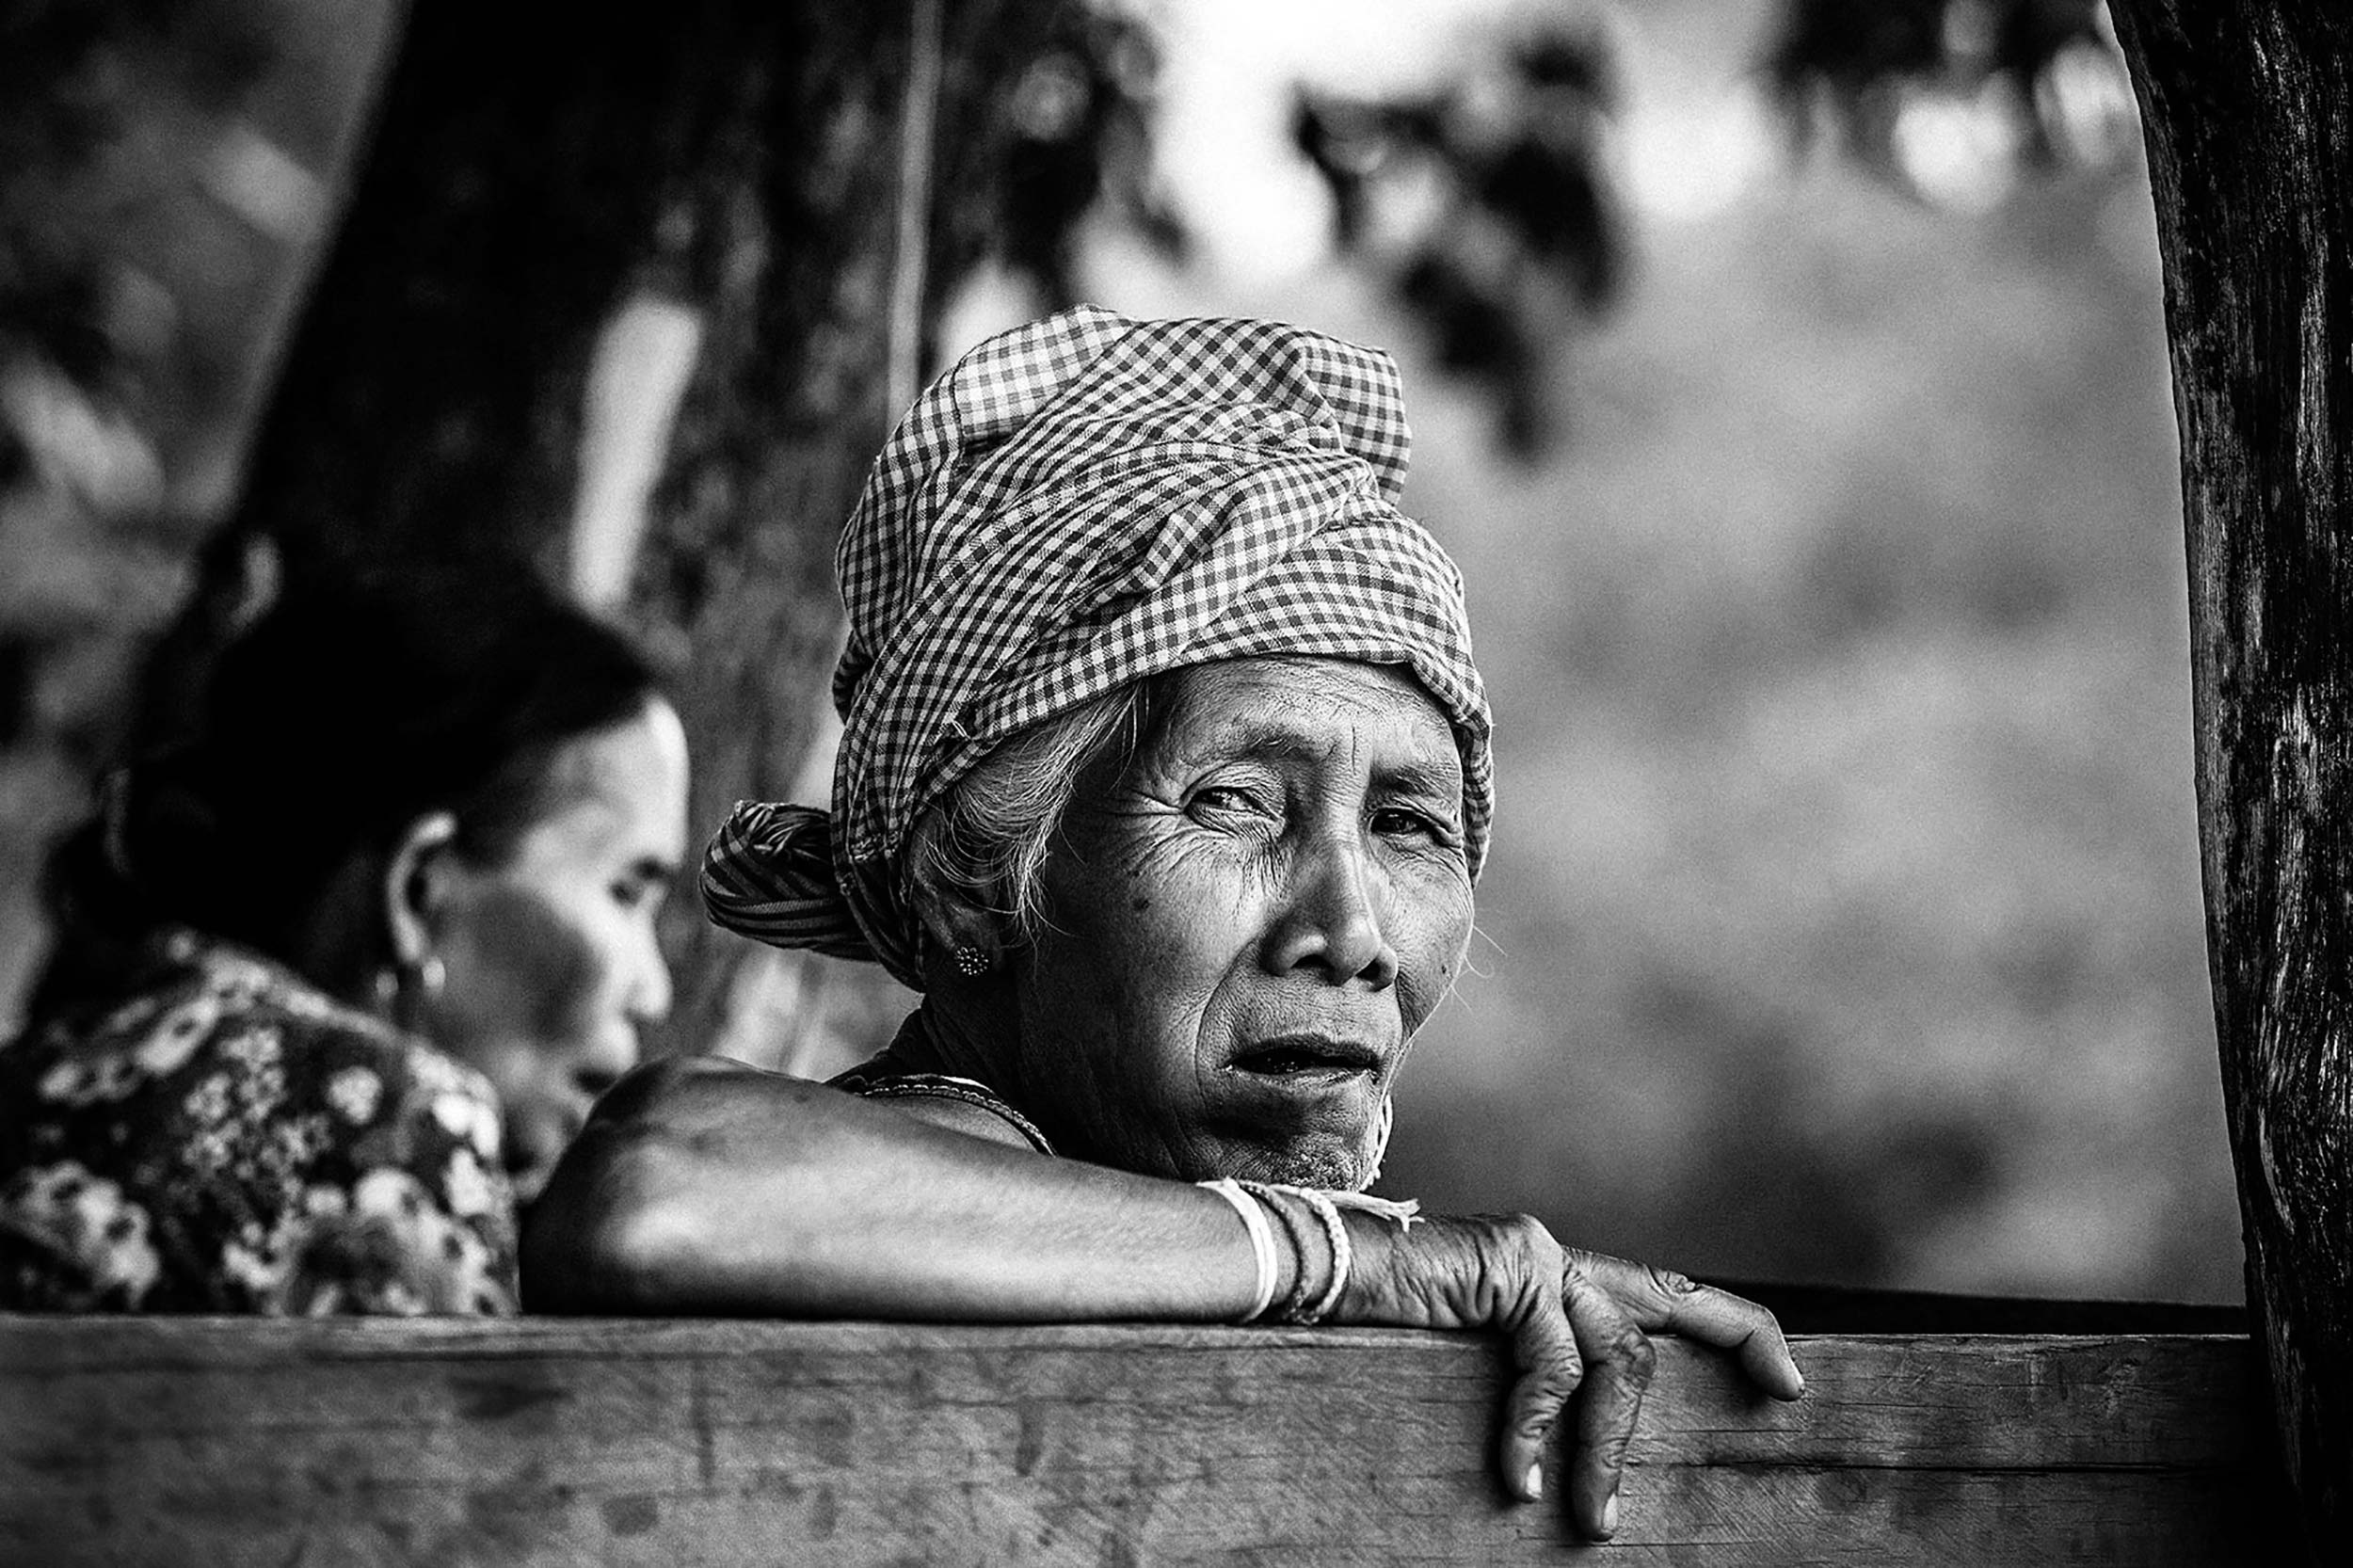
382, 811, 459, 968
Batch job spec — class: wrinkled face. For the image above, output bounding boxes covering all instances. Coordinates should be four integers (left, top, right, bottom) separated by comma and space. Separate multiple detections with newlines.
424, 697, 690, 1202
1008, 657, 1475, 1188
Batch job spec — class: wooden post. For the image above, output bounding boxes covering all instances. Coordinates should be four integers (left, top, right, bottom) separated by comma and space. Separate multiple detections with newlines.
2108, 2, 2353, 1553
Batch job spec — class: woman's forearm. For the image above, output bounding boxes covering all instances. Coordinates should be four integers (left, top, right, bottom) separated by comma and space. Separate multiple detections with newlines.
520, 1057, 1268, 1320
520, 1057, 1801, 1537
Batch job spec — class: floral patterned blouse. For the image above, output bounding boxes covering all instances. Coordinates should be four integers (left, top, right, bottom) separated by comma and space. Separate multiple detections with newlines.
0, 929, 517, 1316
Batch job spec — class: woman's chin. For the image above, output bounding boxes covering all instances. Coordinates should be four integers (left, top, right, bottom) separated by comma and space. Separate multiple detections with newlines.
1197, 1071, 1383, 1186
502, 1120, 578, 1208
506, 1157, 556, 1208
1198, 1113, 1378, 1189
1236, 1138, 1371, 1190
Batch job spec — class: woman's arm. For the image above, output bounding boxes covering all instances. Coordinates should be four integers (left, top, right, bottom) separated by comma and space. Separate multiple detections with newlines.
523, 1056, 1801, 1541
524, 1055, 1267, 1320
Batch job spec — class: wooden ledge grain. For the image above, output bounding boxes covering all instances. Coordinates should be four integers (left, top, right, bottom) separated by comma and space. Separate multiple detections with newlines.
0, 1316, 2285, 1565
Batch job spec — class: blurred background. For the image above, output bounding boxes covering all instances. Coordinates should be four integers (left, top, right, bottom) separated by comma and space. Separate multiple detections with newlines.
0, 0, 2236, 1303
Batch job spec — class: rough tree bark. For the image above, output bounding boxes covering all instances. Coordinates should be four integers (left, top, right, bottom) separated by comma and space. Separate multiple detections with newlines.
2110, 1, 2353, 1554
129, 1, 1079, 1056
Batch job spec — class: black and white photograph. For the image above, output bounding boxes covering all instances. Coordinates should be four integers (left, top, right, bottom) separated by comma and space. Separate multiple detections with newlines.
1, 0, 2344, 1561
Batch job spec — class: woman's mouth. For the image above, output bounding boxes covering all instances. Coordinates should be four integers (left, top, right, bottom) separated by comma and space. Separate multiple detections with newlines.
1227, 1035, 1382, 1082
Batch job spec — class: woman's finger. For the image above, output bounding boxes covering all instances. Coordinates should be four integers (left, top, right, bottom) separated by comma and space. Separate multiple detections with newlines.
1333, 1213, 1581, 1506
1497, 1273, 1583, 1506
1571, 1250, 1805, 1400
1559, 1254, 1658, 1541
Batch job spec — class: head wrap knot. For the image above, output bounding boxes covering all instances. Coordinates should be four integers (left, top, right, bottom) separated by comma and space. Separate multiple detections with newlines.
703, 307, 1491, 987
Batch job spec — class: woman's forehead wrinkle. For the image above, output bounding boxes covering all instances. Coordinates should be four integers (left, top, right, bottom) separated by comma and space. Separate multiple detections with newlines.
1196, 717, 1339, 771
1213, 668, 1455, 759
1146, 678, 1324, 775
1380, 753, 1465, 804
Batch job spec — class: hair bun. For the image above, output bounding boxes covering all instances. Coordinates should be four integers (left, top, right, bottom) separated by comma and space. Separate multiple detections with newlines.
702, 799, 878, 964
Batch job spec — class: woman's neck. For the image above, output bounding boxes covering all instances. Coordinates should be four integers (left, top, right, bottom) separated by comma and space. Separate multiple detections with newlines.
903, 997, 1016, 1096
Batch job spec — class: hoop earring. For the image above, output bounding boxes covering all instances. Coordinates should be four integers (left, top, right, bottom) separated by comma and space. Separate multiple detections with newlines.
377, 954, 445, 1031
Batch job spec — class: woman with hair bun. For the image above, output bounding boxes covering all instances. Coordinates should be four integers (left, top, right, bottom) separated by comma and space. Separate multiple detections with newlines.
0, 567, 688, 1315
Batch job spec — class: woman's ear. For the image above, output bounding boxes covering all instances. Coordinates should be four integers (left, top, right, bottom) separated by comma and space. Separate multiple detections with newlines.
906, 863, 1011, 975
382, 811, 460, 968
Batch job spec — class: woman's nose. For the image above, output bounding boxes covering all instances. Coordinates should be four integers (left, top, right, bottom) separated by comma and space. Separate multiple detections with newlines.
576, 928, 670, 1096
572, 1016, 639, 1102
627, 927, 674, 1029
1265, 830, 1399, 986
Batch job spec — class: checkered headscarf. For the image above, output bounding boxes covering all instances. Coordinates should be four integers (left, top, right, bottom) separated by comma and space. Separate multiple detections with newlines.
704, 307, 1490, 987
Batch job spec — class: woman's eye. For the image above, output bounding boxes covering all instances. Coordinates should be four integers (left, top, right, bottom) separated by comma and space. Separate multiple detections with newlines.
1372, 808, 1449, 843
1189, 784, 1272, 822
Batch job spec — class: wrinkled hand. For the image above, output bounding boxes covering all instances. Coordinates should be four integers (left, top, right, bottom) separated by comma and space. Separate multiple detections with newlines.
1337, 1215, 1802, 1541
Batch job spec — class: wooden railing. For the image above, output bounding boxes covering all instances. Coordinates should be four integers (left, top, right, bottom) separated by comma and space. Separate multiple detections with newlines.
0, 1316, 2291, 1564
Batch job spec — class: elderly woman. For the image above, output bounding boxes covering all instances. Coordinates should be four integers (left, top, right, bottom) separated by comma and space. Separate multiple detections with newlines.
2, 568, 686, 1315
527, 309, 1800, 1541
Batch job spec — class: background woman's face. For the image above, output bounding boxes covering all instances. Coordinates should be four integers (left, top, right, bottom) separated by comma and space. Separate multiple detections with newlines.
425, 696, 690, 1201
1010, 657, 1475, 1187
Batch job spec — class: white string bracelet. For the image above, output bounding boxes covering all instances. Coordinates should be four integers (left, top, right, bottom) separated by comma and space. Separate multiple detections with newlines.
1197, 1177, 1279, 1324
1233, 1183, 1374, 1326
1236, 1181, 1319, 1322
1319, 1192, 1419, 1320
1293, 1188, 1353, 1324
1327, 1190, 1420, 1229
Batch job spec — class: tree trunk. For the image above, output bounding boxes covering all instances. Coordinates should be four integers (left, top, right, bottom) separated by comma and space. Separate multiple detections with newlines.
123, 1, 1077, 1058
2110, 2, 2353, 1553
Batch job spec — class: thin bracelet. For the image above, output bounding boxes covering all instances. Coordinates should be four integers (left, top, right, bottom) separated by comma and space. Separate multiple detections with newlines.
1294, 1189, 1353, 1323
1237, 1180, 1320, 1323
1237, 1182, 1355, 1326
1197, 1178, 1278, 1324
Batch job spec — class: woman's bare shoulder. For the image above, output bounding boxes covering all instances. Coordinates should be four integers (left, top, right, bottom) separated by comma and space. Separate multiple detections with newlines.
594, 1053, 1046, 1154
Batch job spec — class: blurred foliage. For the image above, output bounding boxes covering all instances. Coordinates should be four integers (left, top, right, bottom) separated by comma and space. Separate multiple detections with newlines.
963, 8, 1626, 458
1292, 24, 1622, 456
0, 0, 2150, 510
0, 0, 364, 575
980, 5, 1186, 310
1007, 3, 2133, 456
0, 0, 273, 463
1766, 0, 2140, 201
